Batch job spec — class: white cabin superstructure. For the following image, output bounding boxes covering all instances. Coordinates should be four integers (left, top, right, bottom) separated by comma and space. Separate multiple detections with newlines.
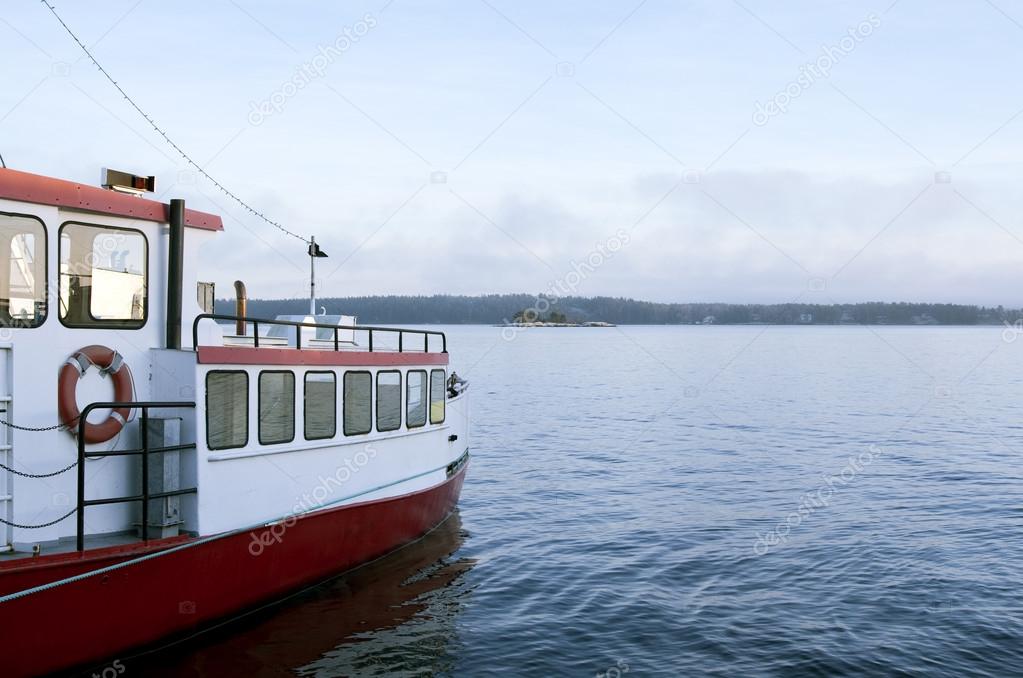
0, 176, 218, 551
0, 166, 468, 580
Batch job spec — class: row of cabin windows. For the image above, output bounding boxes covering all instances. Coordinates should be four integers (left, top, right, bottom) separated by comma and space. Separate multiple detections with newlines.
206, 369, 447, 451
0, 213, 147, 330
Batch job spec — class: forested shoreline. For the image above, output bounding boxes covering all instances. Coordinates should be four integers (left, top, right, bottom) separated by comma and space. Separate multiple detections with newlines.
214, 294, 1021, 326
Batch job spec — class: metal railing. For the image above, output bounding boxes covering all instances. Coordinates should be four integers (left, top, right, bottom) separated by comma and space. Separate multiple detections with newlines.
192, 313, 447, 353
76, 401, 197, 552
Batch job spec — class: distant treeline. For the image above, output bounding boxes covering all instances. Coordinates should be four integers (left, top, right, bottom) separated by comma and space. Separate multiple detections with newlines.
215, 294, 1021, 325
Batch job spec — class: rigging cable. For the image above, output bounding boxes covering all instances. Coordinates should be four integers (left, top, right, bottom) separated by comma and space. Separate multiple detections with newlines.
0, 151, 6, 168
40, 0, 308, 244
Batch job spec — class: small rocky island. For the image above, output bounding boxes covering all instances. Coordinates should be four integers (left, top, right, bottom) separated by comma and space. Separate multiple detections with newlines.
497, 309, 616, 328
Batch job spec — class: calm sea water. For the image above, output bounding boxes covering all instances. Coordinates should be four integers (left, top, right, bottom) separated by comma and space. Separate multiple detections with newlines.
124, 326, 1023, 677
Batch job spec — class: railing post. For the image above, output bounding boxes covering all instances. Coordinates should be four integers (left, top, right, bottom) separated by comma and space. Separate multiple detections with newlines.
76, 411, 86, 552
195, 314, 450, 356
140, 407, 149, 542
73, 401, 197, 553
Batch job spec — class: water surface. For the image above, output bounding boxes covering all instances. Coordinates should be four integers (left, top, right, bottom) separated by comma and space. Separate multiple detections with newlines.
125, 326, 1023, 677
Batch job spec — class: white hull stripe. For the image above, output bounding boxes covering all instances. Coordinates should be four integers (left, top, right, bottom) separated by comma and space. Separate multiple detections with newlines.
0, 451, 468, 604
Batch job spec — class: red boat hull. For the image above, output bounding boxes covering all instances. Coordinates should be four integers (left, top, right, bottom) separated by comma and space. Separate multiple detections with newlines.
0, 465, 466, 677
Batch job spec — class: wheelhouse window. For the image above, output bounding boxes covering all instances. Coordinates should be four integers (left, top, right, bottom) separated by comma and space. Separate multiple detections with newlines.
376, 371, 401, 432
0, 213, 46, 328
304, 371, 336, 440
259, 371, 295, 445
59, 222, 147, 328
407, 370, 427, 429
206, 371, 248, 450
430, 369, 446, 424
343, 371, 372, 436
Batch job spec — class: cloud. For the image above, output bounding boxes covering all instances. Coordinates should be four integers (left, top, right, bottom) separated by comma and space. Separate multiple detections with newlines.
4, 1, 1023, 306
195, 165, 1023, 306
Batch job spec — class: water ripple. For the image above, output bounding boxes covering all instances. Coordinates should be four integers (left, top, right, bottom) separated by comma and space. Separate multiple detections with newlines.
124, 327, 1023, 677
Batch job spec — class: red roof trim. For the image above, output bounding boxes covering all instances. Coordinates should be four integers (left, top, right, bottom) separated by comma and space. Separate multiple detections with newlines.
197, 346, 449, 367
0, 168, 223, 231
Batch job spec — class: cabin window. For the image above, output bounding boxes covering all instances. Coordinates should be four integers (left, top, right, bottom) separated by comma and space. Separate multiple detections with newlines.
304, 371, 336, 440
259, 371, 295, 445
59, 222, 147, 329
0, 213, 46, 328
376, 371, 401, 432
430, 369, 446, 424
343, 371, 372, 436
407, 370, 427, 429
206, 371, 248, 450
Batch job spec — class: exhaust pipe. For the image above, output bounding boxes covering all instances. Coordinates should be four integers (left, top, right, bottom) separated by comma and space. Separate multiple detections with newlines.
166, 199, 184, 350
234, 280, 247, 336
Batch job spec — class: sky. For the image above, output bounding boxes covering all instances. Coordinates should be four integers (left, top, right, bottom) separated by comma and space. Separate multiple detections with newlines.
1, 0, 1022, 305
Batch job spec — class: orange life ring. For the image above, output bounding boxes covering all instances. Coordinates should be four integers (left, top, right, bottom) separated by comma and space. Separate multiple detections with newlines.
58, 345, 133, 443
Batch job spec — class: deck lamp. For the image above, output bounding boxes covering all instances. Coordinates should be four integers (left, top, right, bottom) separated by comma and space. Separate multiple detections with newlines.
308, 236, 328, 314
100, 168, 155, 195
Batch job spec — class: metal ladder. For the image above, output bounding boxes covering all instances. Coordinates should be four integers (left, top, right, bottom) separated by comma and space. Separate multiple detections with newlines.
0, 344, 12, 552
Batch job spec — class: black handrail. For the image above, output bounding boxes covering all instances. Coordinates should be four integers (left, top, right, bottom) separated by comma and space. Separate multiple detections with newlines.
191, 313, 447, 354
76, 401, 197, 552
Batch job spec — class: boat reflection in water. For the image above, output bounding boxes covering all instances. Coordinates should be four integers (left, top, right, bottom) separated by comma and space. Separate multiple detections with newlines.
118, 512, 474, 678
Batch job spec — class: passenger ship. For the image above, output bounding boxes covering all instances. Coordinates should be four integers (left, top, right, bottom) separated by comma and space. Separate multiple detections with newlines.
0, 167, 469, 676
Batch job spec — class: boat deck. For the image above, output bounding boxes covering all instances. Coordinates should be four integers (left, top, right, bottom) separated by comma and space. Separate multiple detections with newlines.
1, 531, 151, 562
